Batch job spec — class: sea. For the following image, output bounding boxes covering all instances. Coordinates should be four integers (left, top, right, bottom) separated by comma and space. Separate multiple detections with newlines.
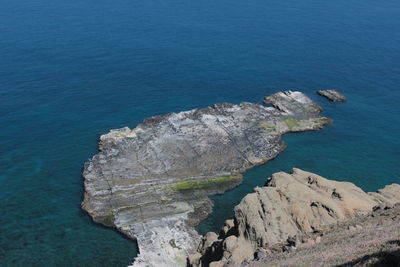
1, 0, 399, 265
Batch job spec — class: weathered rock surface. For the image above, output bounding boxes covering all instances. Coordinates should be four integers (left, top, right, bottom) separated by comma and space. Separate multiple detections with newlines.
190, 169, 400, 266
82, 91, 331, 266
369, 184, 400, 207
247, 203, 400, 266
317, 89, 347, 102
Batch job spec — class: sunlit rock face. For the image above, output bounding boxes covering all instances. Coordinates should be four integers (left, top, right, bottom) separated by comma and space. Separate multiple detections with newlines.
190, 168, 400, 267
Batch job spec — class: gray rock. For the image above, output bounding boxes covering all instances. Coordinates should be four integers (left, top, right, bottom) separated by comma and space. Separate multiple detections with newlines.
254, 248, 267, 260
82, 91, 331, 266
264, 91, 323, 115
283, 245, 296, 253
317, 89, 347, 102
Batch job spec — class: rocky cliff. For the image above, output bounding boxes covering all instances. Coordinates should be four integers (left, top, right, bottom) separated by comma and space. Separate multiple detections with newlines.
81, 91, 331, 266
248, 203, 400, 266
189, 169, 400, 267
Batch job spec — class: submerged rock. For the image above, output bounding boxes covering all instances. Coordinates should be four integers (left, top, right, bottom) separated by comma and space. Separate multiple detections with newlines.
317, 89, 347, 102
82, 91, 330, 266
189, 169, 400, 267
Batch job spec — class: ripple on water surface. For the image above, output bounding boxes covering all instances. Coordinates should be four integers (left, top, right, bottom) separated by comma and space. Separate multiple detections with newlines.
1, 0, 400, 265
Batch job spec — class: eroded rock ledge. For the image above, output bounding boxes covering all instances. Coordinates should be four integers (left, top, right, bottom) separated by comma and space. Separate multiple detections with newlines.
81, 91, 331, 266
189, 169, 400, 267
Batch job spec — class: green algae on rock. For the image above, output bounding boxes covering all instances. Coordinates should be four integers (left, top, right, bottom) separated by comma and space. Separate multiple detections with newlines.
170, 176, 242, 191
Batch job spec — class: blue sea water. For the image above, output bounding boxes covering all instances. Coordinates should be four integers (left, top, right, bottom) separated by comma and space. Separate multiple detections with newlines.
1, 0, 400, 265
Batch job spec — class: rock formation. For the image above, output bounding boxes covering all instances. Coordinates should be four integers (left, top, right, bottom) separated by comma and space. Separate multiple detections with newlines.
189, 169, 400, 267
317, 89, 347, 102
247, 203, 400, 266
81, 91, 331, 266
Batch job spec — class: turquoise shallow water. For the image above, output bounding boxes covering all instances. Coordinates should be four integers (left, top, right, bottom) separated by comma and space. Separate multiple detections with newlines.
1, 0, 400, 265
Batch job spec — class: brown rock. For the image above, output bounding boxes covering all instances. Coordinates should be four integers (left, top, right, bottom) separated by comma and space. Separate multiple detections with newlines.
369, 184, 400, 206
234, 168, 377, 250
191, 169, 400, 266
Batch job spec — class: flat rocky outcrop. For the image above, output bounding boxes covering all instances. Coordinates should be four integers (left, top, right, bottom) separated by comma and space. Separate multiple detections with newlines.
81, 91, 331, 266
189, 169, 400, 267
317, 89, 347, 102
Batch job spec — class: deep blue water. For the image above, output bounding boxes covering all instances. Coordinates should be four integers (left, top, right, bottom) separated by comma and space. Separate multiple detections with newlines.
1, 0, 400, 266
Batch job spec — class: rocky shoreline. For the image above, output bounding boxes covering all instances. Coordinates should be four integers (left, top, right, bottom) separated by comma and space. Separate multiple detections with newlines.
81, 91, 331, 266
188, 169, 400, 266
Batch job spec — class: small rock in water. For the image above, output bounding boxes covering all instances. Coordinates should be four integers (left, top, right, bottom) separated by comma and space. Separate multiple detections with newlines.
317, 89, 347, 102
